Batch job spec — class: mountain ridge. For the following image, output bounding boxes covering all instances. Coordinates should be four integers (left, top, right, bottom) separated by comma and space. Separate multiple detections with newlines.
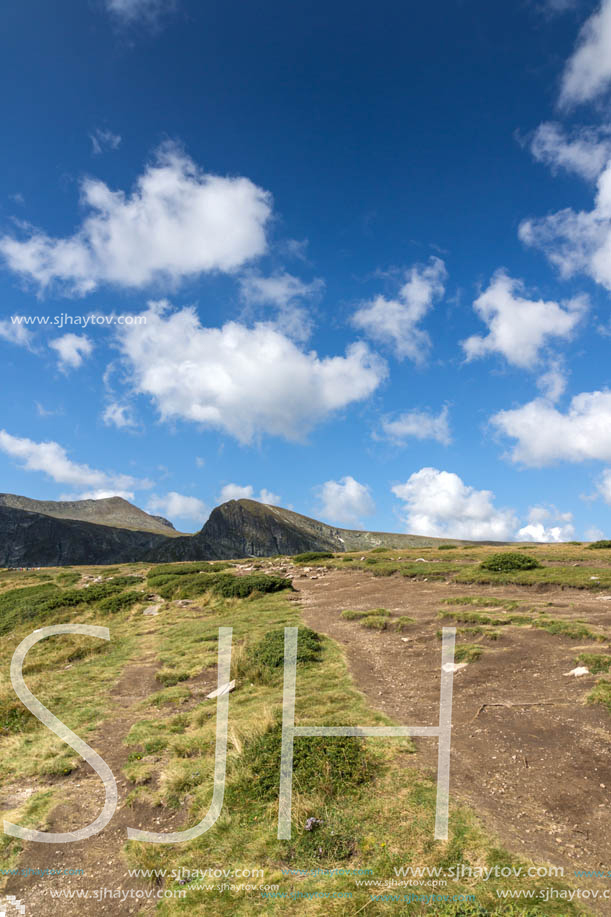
0, 493, 493, 567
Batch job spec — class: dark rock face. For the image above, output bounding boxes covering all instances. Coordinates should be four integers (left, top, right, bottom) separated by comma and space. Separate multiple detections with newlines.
0, 506, 172, 567
0, 495, 461, 567
0, 499, 338, 567
193, 500, 340, 559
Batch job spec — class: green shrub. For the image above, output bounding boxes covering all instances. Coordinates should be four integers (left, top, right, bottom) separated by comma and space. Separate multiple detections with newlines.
0, 695, 38, 735
577, 653, 611, 674
341, 608, 390, 621
104, 575, 143, 587
0, 583, 60, 635
588, 540, 611, 549
393, 615, 415, 632
292, 551, 334, 563
534, 617, 603, 641
97, 591, 144, 614
234, 721, 374, 801
361, 615, 389, 630
55, 571, 81, 586
211, 574, 293, 598
147, 562, 231, 579
156, 669, 190, 687
248, 627, 322, 670
438, 544, 457, 550
454, 644, 483, 663
369, 547, 388, 553
587, 680, 611, 713
480, 552, 542, 572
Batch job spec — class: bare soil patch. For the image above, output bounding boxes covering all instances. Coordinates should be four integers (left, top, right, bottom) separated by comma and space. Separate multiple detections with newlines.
293, 568, 611, 875
4, 648, 213, 916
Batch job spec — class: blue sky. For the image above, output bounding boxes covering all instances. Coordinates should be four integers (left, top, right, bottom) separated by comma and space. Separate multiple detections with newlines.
1, 0, 611, 539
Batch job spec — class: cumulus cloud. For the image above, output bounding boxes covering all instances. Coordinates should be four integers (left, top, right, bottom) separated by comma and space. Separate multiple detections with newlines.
239, 271, 323, 309
0, 429, 146, 493
351, 256, 447, 362
49, 333, 93, 371
560, 0, 611, 107
62, 488, 136, 501
116, 302, 386, 443
239, 271, 323, 343
315, 476, 375, 528
391, 468, 517, 540
586, 525, 605, 539
147, 491, 208, 525
462, 271, 587, 368
519, 159, 611, 290
537, 361, 568, 401
381, 406, 451, 445
90, 128, 122, 156
0, 145, 272, 295
105, 0, 176, 23
530, 122, 611, 181
491, 389, 611, 465
218, 483, 281, 505
516, 505, 575, 542
102, 402, 136, 429
0, 320, 32, 349
596, 467, 611, 503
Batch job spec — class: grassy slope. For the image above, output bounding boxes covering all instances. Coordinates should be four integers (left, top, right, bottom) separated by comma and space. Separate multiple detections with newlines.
1, 551, 607, 914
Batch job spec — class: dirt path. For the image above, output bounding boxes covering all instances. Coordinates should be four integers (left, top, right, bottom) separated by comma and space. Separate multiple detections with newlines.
3, 638, 188, 916
293, 568, 611, 879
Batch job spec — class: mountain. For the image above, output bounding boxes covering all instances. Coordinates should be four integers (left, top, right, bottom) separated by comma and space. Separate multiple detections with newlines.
0, 494, 178, 535
187, 499, 449, 557
0, 494, 469, 567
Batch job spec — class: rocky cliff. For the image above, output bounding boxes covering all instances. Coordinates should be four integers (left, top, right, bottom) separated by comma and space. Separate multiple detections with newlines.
0, 494, 462, 567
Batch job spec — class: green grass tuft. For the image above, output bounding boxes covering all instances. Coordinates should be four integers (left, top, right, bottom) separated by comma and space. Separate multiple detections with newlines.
480, 552, 542, 572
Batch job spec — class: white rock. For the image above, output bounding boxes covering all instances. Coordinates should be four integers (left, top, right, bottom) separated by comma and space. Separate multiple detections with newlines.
563, 667, 590, 677
207, 680, 236, 699
442, 662, 468, 673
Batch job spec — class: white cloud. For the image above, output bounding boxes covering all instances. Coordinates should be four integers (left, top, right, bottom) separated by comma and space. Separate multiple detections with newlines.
147, 491, 208, 524
218, 483, 281, 505
381, 406, 451, 445
49, 333, 93, 371
516, 505, 575, 542
519, 159, 611, 290
195, 456, 205, 468
491, 389, 611, 465
586, 525, 605, 540
351, 256, 447, 362
392, 468, 517, 540
596, 467, 611, 503
239, 271, 323, 308
462, 271, 586, 368
560, 0, 611, 107
0, 145, 272, 295
116, 302, 386, 443
62, 488, 135, 501
102, 402, 136, 429
537, 361, 568, 401
90, 128, 122, 156
259, 488, 281, 505
0, 429, 146, 492
530, 122, 611, 181
219, 483, 254, 501
540, 0, 580, 13
105, 0, 176, 23
315, 476, 375, 528
0, 320, 32, 349
239, 271, 324, 343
